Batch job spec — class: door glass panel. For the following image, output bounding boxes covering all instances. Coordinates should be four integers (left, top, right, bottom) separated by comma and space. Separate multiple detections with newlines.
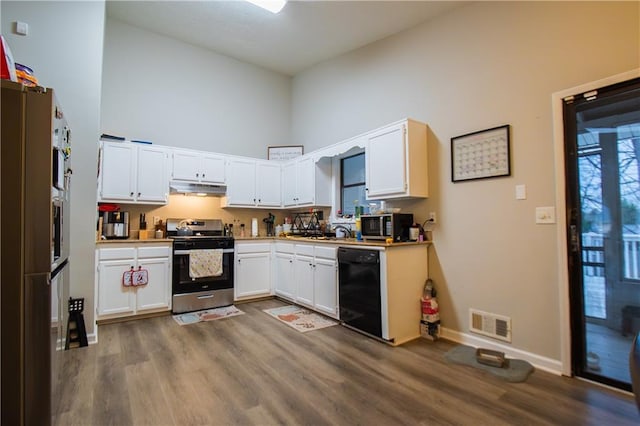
577, 136, 605, 319
567, 79, 640, 390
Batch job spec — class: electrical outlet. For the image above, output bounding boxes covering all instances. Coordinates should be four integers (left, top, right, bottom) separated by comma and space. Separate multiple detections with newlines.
429, 212, 436, 224
153, 216, 160, 225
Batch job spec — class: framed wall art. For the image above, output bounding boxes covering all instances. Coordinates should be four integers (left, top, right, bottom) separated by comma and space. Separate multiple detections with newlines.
451, 124, 511, 182
267, 145, 304, 161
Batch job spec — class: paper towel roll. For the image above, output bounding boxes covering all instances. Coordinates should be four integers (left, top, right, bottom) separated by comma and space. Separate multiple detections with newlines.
251, 218, 258, 237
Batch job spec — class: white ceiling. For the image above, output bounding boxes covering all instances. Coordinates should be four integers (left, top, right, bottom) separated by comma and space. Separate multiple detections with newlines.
106, 1, 467, 76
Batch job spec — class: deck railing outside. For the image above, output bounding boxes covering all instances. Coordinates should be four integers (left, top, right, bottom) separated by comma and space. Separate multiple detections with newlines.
582, 232, 640, 280
582, 232, 640, 319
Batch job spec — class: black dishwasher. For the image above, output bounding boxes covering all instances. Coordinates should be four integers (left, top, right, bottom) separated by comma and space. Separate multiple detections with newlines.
338, 248, 382, 338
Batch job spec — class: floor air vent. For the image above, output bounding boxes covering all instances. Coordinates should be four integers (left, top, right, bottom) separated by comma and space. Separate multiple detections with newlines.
469, 309, 512, 342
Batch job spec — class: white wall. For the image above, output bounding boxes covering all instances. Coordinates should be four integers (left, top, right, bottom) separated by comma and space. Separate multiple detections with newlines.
101, 18, 291, 158
1, 1, 105, 337
291, 1, 640, 363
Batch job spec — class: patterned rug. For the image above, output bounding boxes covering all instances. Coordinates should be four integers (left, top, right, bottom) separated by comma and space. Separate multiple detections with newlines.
263, 305, 338, 333
173, 305, 244, 326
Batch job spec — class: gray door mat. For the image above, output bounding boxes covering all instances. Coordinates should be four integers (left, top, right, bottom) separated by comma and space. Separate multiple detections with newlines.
444, 345, 534, 383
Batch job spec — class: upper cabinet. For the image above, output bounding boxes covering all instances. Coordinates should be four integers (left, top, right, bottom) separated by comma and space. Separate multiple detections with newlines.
282, 156, 332, 207
172, 149, 226, 184
365, 119, 428, 200
98, 141, 169, 204
223, 158, 281, 208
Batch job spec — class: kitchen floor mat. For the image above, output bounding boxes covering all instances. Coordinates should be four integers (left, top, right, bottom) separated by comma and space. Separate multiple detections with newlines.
444, 345, 534, 383
172, 305, 244, 326
263, 305, 338, 333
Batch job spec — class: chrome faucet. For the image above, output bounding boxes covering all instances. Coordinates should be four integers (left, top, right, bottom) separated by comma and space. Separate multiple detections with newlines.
333, 225, 353, 238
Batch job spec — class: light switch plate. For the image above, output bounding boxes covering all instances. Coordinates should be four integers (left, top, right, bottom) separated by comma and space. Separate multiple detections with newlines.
536, 206, 556, 224
15, 21, 28, 36
515, 184, 526, 200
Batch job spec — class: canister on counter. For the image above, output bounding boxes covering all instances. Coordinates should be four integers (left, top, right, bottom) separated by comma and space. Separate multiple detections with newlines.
251, 218, 258, 237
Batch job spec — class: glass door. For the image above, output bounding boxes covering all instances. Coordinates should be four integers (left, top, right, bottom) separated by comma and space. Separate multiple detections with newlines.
564, 77, 640, 390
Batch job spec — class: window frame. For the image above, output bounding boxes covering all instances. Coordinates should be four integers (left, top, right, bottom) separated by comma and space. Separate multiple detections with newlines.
340, 152, 366, 215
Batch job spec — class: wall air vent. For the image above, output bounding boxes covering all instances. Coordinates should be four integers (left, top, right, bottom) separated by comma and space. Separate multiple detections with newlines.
469, 309, 512, 343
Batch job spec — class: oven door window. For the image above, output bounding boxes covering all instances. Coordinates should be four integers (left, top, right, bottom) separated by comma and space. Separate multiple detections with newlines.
173, 251, 233, 293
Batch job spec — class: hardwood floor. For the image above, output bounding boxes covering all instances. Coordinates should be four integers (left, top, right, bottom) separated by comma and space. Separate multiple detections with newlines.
53, 299, 638, 425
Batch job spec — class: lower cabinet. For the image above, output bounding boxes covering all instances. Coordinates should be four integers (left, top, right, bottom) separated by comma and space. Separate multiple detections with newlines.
313, 256, 338, 317
235, 242, 272, 300
95, 243, 172, 320
277, 242, 338, 319
236, 240, 339, 319
294, 253, 315, 307
274, 244, 296, 300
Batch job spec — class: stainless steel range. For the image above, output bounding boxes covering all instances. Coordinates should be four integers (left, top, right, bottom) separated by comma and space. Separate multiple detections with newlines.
167, 219, 234, 313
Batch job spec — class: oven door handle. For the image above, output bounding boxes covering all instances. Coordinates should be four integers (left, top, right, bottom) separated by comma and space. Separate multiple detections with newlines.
174, 248, 234, 255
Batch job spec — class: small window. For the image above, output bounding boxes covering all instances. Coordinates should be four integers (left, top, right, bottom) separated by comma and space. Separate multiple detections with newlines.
341, 153, 366, 216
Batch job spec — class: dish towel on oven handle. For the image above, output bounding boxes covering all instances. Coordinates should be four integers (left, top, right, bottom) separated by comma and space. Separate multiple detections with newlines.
189, 249, 223, 279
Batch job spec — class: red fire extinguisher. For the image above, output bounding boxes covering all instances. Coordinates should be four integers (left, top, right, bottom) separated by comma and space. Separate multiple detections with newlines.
421, 279, 440, 339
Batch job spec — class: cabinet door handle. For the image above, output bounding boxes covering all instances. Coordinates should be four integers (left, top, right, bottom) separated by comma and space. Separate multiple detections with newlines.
138, 192, 141, 197
130, 192, 134, 196
196, 173, 199, 177
202, 174, 205, 178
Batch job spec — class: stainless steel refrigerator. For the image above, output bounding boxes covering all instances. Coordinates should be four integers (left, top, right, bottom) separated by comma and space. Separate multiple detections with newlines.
1, 80, 71, 426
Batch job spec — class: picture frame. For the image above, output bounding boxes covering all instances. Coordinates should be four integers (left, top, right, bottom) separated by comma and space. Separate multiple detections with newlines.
268, 145, 304, 161
451, 124, 511, 182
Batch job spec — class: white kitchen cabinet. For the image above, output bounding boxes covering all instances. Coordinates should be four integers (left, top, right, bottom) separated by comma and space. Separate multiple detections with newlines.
312, 247, 338, 318
172, 149, 226, 184
224, 158, 281, 208
256, 161, 281, 206
136, 254, 171, 311
273, 242, 296, 301
294, 254, 315, 307
95, 243, 172, 320
225, 158, 256, 206
235, 242, 272, 300
291, 244, 338, 318
98, 141, 169, 204
97, 257, 136, 317
365, 118, 428, 199
282, 156, 332, 207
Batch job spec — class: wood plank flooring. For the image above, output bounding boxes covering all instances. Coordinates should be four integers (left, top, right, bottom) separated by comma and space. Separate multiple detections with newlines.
53, 299, 639, 425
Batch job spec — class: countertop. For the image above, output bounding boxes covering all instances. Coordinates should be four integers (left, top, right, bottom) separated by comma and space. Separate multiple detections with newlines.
96, 238, 173, 245
235, 236, 431, 248
96, 236, 431, 248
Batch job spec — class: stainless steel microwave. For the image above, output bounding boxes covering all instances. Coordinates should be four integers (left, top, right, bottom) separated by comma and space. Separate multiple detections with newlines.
360, 213, 414, 241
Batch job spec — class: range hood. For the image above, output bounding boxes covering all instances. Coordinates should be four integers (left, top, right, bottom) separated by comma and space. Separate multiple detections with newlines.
169, 181, 227, 196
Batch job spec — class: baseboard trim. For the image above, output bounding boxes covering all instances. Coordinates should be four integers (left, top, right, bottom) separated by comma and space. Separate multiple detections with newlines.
88, 332, 98, 345
234, 295, 276, 304
440, 327, 563, 375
